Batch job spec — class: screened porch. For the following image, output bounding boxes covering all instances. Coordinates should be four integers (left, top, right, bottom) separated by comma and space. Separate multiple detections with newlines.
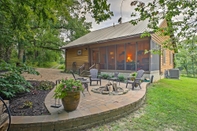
90, 39, 150, 71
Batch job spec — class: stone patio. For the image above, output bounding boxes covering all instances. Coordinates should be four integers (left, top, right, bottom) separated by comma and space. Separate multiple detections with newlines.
10, 68, 149, 131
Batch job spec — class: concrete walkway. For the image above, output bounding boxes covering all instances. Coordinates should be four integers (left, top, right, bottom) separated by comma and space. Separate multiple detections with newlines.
11, 68, 148, 131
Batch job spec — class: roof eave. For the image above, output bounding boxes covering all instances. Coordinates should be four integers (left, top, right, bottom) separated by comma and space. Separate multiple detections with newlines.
61, 33, 149, 49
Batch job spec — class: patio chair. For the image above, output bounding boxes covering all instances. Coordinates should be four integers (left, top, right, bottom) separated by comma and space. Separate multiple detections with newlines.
126, 69, 144, 90
89, 68, 101, 86
70, 70, 90, 95
108, 72, 120, 85
70, 70, 84, 81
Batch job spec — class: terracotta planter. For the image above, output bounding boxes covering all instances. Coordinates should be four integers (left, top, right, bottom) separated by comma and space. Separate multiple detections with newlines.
61, 91, 80, 112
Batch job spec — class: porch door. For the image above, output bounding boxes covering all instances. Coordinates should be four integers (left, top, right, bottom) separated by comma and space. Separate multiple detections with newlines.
91, 49, 100, 65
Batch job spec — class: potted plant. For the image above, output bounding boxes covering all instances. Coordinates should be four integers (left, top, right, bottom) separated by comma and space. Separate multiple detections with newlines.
53, 78, 84, 112
130, 72, 137, 81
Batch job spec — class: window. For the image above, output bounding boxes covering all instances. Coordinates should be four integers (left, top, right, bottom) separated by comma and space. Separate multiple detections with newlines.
100, 47, 107, 69
125, 43, 136, 70
150, 40, 160, 71
116, 44, 125, 70
162, 49, 166, 64
137, 40, 150, 71
108, 45, 115, 70
89, 39, 150, 71
170, 52, 173, 65
91, 49, 99, 65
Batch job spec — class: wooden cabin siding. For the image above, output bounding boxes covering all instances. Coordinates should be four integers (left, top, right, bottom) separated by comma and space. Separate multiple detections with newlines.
66, 46, 88, 70
151, 19, 174, 73
151, 20, 170, 45
161, 49, 173, 73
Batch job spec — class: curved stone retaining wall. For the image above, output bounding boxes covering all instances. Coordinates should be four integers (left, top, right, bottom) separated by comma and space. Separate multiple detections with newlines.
10, 82, 148, 131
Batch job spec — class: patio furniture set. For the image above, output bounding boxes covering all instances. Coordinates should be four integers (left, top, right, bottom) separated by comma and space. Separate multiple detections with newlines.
71, 69, 145, 95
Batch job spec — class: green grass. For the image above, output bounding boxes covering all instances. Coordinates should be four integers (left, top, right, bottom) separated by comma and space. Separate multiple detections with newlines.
86, 77, 197, 131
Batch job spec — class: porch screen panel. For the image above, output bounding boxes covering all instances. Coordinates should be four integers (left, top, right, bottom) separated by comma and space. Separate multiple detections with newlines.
126, 43, 136, 71
91, 48, 99, 65
150, 40, 159, 71
116, 44, 125, 70
108, 45, 115, 70
99, 47, 107, 69
137, 40, 150, 71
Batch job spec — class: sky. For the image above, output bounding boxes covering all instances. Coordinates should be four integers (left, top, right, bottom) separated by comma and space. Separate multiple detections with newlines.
61, 0, 134, 42
87, 0, 152, 31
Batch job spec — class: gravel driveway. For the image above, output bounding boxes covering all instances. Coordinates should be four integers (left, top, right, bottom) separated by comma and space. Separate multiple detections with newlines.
22, 68, 74, 82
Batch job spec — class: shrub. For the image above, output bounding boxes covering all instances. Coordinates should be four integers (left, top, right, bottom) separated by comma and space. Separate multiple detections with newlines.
0, 61, 39, 99
58, 64, 65, 69
23, 101, 33, 108
101, 74, 110, 79
36, 81, 55, 90
118, 75, 125, 82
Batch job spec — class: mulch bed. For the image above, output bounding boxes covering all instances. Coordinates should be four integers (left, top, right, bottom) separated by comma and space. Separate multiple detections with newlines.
9, 81, 55, 116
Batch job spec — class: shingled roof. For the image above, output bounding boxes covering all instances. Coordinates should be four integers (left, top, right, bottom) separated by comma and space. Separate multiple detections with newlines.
61, 19, 150, 49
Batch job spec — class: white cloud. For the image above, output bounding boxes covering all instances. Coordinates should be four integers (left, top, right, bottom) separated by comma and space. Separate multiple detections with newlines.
87, 0, 133, 31
87, 0, 153, 31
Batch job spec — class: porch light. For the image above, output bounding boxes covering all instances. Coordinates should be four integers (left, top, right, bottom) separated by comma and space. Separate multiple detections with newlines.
110, 52, 114, 55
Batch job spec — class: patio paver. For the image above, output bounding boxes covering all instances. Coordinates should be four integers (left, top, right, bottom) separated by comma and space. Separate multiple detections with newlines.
10, 68, 149, 131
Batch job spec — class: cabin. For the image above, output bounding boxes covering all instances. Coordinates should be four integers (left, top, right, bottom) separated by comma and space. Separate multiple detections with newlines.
61, 19, 174, 82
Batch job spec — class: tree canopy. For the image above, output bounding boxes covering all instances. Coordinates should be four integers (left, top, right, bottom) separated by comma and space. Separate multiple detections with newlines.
0, 0, 114, 98
0, 0, 113, 62
2, 0, 196, 64
175, 36, 197, 77
129, 0, 197, 53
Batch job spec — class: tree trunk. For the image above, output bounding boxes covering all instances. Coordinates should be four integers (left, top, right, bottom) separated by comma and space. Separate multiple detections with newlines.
0, 44, 3, 61
5, 47, 12, 62
184, 66, 189, 76
18, 43, 24, 63
35, 50, 39, 59
18, 48, 24, 63
191, 55, 195, 77
0, 44, 12, 62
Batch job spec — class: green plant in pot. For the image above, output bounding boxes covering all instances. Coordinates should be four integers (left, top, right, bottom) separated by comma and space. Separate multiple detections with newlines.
54, 78, 84, 112
130, 72, 137, 81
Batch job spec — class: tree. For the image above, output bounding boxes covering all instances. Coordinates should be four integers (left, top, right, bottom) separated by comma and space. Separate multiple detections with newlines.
0, 0, 113, 99
0, 0, 113, 62
129, 0, 197, 53
176, 36, 197, 77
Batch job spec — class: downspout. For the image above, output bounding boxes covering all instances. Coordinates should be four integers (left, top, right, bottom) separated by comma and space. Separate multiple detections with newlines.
65, 49, 67, 71
135, 42, 138, 71
149, 38, 151, 72
88, 46, 90, 69
159, 45, 162, 78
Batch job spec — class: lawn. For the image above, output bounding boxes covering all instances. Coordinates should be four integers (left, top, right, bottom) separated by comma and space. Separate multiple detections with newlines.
86, 77, 197, 131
